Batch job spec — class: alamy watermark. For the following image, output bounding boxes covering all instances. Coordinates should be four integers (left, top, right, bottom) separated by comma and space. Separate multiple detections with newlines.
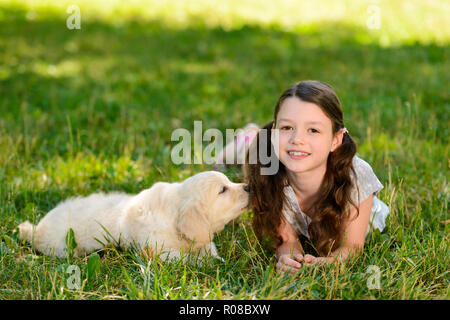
170, 121, 279, 175
66, 264, 81, 290
365, 265, 381, 290
66, 5, 81, 30
366, 4, 381, 30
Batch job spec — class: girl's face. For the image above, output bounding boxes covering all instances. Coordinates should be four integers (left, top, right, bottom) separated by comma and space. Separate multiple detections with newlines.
273, 97, 341, 175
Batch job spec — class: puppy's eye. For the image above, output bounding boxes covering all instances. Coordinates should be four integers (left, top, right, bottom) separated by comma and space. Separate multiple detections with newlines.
219, 186, 228, 194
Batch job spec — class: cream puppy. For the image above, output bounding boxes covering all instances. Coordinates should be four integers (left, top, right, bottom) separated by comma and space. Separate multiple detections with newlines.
18, 171, 250, 261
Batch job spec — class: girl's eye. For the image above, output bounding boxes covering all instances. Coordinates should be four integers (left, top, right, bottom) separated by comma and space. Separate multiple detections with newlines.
280, 126, 293, 131
219, 186, 228, 194
308, 128, 319, 133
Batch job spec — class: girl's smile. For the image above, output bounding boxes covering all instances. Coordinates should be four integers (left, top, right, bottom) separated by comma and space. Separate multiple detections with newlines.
287, 150, 310, 160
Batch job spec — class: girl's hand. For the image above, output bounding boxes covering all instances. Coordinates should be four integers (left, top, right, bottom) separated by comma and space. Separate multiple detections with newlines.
303, 254, 317, 266
276, 253, 304, 275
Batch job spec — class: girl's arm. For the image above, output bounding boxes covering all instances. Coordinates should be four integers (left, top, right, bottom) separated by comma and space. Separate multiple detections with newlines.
275, 217, 305, 273
276, 217, 305, 258
305, 194, 374, 265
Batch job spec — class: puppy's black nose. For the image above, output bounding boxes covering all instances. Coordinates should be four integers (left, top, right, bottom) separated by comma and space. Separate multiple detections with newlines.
243, 184, 250, 192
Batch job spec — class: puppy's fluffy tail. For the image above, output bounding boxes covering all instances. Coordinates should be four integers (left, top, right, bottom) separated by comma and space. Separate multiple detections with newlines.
18, 221, 34, 242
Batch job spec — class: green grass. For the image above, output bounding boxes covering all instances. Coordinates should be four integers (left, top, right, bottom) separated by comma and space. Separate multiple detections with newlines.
0, 0, 449, 300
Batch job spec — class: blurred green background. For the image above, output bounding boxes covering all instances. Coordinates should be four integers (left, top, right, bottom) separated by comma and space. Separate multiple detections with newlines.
0, 0, 448, 299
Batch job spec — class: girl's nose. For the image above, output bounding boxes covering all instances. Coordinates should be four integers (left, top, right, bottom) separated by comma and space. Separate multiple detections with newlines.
289, 129, 305, 144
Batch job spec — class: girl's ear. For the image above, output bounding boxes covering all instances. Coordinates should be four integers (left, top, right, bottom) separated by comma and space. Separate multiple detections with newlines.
331, 130, 344, 152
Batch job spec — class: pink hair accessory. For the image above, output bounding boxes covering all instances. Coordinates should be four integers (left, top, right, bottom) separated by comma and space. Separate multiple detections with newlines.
341, 127, 348, 134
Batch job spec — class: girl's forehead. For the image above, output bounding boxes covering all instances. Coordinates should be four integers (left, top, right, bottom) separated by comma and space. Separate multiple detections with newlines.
277, 97, 331, 125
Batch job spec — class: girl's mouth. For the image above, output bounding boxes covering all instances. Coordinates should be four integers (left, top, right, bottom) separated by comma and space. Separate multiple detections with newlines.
287, 151, 310, 160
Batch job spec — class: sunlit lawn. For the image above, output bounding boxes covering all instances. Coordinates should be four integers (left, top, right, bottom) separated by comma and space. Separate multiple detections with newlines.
0, 0, 448, 299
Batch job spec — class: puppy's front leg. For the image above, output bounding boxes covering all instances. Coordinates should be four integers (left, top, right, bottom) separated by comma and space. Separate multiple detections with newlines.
200, 242, 224, 262
159, 249, 185, 263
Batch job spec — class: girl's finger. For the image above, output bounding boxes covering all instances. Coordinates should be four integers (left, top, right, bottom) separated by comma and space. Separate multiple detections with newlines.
304, 254, 316, 264
276, 258, 301, 274
279, 264, 300, 275
276, 263, 287, 273
276, 261, 283, 271
276, 262, 293, 273
282, 256, 302, 269
293, 253, 304, 263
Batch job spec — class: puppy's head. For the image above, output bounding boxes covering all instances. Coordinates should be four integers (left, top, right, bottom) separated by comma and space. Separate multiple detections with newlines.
176, 171, 249, 247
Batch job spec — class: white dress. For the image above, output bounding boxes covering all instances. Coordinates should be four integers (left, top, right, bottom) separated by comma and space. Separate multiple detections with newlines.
282, 155, 390, 241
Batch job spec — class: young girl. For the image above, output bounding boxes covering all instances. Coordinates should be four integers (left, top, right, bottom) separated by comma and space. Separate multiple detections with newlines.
219, 80, 389, 274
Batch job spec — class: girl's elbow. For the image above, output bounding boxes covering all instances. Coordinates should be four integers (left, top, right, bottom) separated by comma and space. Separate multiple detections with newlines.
334, 244, 364, 262
344, 245, 364, 259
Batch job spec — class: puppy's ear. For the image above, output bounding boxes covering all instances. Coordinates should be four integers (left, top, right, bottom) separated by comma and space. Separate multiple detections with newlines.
177, 203, 212, 246
125, 198, 146, 220
125, 189, 154, 220
125, 184, 167, 220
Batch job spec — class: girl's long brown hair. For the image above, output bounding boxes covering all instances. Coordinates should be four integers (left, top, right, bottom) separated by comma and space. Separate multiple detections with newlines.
244, 80, 359, 256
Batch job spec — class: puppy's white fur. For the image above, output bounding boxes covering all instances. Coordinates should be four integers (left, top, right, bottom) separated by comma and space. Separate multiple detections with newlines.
18, 171, 249, 261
